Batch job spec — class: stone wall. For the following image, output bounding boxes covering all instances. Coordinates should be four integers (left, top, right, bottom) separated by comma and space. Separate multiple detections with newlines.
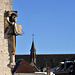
0, 0, 12, 75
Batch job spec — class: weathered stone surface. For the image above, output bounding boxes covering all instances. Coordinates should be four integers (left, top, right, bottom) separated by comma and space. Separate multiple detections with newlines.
0, 0, 12, 75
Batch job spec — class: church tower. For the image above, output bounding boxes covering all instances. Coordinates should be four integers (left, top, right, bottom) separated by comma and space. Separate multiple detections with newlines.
30, 40, 36, 64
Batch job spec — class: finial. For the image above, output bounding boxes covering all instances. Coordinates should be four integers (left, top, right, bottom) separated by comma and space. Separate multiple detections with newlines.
32, 34, 34, 42
46, 62, 48, 67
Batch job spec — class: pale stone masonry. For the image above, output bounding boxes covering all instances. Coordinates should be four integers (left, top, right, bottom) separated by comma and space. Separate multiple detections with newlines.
0, 0, 12, 75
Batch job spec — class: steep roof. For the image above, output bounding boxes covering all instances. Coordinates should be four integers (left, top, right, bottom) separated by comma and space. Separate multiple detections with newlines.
30, 41, 36, 51
15, 54, 75, 68
14, 59, 39, 73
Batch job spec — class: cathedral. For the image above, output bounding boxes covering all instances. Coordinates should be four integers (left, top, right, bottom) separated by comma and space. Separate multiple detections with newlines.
15, 40, 75, 69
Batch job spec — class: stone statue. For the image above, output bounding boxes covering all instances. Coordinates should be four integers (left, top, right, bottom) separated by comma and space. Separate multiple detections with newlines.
5, 11, 18, 67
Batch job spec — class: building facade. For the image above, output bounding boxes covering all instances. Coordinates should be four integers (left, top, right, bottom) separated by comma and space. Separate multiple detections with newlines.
0, 0, 12, 75
0, 0, 21, 75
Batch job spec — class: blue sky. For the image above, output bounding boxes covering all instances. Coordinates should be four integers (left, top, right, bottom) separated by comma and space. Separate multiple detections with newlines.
13, 0, 75, 54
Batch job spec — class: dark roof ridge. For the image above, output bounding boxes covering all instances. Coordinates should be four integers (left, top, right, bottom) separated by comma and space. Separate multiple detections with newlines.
15, 54, 30, 55
16, 54, 75, 56
36, 54, 75, 55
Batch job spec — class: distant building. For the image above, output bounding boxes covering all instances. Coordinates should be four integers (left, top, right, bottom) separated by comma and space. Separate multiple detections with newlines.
53, 59, 75, 75
16, 40, 75, 69
14, 59, 46, 75
14, 59, 39, 73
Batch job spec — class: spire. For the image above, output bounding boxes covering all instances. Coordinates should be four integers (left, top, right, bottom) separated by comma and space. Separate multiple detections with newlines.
30, 34, 36, 64
31, 41, 36, 51
32, 34, 34, 42
31, 34, 36, 51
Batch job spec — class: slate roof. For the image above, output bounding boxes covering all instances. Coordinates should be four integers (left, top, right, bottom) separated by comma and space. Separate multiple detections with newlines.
54, 71, 70, 75
15, 54, 75, 68
14, 59, 39, 73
